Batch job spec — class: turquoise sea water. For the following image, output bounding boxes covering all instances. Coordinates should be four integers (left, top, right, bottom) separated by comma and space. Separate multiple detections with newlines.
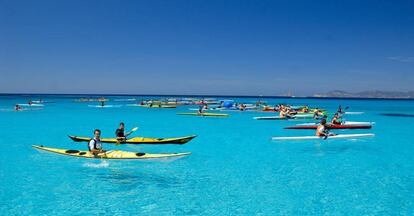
1, 95, 414, 215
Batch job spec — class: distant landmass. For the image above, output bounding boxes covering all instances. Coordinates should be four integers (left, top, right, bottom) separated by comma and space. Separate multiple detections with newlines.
314, 90, 414, 99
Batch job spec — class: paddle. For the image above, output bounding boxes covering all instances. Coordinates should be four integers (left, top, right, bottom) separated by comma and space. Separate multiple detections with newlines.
125, 127, 139, 138
324, 132, 336, 140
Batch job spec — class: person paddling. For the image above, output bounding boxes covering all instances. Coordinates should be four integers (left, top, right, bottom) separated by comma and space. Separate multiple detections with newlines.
88, 129, 103, 154
280, 108, 294, 119
337, 105, 343, 114
115, 122, 137, 142
331, 113, 342, 125
313, 108, 324, 119
302, 105, 309, 113
316, 119, 329, 137
14, 104, 21, 111
198, 105, 204, 114
116, 122, 127, 142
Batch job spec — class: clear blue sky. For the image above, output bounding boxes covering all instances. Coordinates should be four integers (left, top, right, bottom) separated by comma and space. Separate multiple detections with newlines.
1, 0, 414, 95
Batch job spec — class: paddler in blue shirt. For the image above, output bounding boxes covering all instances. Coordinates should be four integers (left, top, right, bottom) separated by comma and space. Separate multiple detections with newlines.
313, 108, 324, 119
88, 129, 103, 154
337, 105, 344, 114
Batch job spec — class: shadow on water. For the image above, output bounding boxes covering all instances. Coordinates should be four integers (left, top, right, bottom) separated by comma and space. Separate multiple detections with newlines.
79, 165, 183, 190
298, 140, 379, 156
380, 113, 414, 118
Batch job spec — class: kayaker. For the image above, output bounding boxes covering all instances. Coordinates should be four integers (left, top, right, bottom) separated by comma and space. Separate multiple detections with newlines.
313, 108, 324, 119
331, 113, 342, 125
198, 106, 204, 114
337, 105, 343, 114
240, 104, 246, 111
316, 119, 329, 137
88, 129, 103, 154
280, 108, 294, 119
115, 122, 131, 142
14, 104, 21, 111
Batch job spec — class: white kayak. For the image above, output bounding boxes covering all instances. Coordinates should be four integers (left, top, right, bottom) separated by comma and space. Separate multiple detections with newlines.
254, 116, 284, 120
254, 114, 314, 120
342, 112, 364, 115
272, 133, 375, 140
18, 103, 44, 107
88, 105, 122, 108
296, 121, 375, 126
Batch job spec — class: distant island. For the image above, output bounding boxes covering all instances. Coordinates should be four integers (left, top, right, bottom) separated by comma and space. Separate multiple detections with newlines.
313, 90, 414, 99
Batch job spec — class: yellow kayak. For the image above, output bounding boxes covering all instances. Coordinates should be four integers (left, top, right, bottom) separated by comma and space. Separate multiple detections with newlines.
177, 112, 229, 117
68, 135, 196, 144
32, 145, 190, 160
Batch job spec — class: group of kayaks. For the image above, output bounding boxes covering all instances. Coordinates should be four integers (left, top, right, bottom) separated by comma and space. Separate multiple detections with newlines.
31, 99, 376, 161
34, 134, 197, 160
268, 106, 375, 140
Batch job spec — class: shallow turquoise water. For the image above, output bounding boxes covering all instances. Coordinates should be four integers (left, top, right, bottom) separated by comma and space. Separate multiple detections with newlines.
1, 95, 414, 215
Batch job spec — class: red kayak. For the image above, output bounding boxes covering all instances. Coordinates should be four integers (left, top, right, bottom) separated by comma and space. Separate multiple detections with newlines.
285, 124, 372, 130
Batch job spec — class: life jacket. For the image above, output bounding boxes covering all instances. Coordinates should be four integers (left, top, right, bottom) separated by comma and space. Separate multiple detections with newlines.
88, 138, 101, 151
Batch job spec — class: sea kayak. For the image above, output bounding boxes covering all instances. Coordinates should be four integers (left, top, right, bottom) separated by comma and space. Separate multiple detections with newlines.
88, 105, 122, 108
253, 114, 315, 120
32, 101, 55, 104
341, 112, 364, 115
253, 116, 288, 120
285, 124, 372, 129
68, 135, 196, 144
177, 113, 229, 117
18, 104, 44, 107
296, 121, 375, 126
336, 112, 363, 115
272, 133, 375, 140
129, 104, 177, 108
32, 145, 190, 160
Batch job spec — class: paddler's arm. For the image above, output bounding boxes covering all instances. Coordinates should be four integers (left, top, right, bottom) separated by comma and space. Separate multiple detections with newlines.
124, 131, 133, 137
